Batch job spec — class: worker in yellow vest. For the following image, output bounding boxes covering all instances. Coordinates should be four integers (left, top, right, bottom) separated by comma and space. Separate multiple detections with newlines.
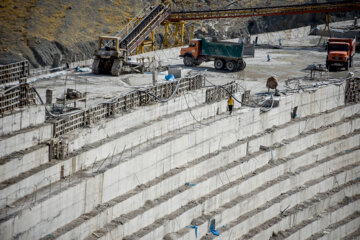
227, 96, 234, 115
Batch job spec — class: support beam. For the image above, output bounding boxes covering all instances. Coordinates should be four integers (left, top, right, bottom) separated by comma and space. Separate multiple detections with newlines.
163, 21, 194, 49
168, 1, 360, 21
318, 13, 331, 45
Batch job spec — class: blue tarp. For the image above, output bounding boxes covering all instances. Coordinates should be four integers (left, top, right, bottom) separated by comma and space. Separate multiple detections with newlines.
185, 182, 197, 187
186, 225, 198, 239
210, 219, 220, 236
165, 74, 175, 81
76, 66, 91, 72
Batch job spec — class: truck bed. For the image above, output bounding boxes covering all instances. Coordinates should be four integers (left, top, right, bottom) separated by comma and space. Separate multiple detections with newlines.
201, 38, 244, 59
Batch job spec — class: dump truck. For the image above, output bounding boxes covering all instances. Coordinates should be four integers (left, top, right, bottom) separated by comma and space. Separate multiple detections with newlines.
92, 36, 144, 76
326, 37, 356, 70
180, 38, 246, 72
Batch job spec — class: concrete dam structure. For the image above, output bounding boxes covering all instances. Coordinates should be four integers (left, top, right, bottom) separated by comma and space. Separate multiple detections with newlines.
1, 22, 360, 240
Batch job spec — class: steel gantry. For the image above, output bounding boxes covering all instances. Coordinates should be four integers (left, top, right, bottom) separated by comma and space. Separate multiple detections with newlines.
167, 1, 360, 21
163, 21, 194, 48
123, 0, 360, 54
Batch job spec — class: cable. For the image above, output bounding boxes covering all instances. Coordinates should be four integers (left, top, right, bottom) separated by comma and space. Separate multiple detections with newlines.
182, 92, 209, 126
204, 76, 278, 112
260, 93, 274, 112
39, 77, 183, 119
2, 83, 24, 94
31, 86, 63, 118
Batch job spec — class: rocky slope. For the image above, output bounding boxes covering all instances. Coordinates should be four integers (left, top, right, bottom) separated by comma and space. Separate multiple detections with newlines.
0, 0, 357, 68
0, 0, 156, 67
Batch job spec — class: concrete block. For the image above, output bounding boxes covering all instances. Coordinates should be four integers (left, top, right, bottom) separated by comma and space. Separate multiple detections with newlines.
101, 136, 360, 240
0, 123, 52, 159
318, 217, 360, 240
0, 106, 46, 136
0, 144, 49, 183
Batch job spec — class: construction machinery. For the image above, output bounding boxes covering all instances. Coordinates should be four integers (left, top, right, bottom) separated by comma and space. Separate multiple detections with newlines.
93, 3, 170, 76
326, 38, 356, 70
93, 36, 144, 75
180, 38, 246, 71
93, 0, 360, 75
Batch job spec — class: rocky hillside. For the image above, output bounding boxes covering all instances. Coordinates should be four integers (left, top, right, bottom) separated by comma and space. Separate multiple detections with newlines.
0, 0, 357, 67
0, 0, 157, 67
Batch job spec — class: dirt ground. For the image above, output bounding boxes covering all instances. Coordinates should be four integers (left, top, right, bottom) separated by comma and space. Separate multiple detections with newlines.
31, 23, 360, 107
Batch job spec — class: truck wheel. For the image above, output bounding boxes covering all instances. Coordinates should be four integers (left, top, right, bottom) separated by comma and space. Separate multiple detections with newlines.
345, 60, 349, 71
237, 60, 246, 71
326, 60, 329, 69
225, 61, 238, 72
349, 57, 352, 68
111, 59, 123, 76
214, 58, 225, 70
92, 58, 100, 74
184, 55, 194, 66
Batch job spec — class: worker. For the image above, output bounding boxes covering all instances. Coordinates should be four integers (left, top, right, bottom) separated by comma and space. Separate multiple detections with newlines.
227, 96, 234, 115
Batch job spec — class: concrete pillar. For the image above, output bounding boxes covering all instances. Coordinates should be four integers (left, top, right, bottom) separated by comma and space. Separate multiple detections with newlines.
152, 71, 158, 86
46, 89, 55, 105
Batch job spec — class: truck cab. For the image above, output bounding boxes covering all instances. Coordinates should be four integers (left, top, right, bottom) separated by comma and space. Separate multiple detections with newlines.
180, 39, 201, 59
328, 42, 350, 63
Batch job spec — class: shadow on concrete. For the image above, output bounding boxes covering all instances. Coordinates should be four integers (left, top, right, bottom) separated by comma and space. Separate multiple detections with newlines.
170, 64, 238, 74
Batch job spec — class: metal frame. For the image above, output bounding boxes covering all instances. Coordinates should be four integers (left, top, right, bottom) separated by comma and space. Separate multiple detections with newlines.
168, 1, 360, 21
318, 13, 331, 46
206, 81, 238, 103
164, 21, 194, 49
0, 61, 29, 85
345, 77, 360, 104
109, 1, 359, 55
0, 61, 35, 115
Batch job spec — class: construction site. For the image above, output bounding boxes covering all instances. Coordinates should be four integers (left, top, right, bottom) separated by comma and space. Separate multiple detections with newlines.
1, 0, 360, 239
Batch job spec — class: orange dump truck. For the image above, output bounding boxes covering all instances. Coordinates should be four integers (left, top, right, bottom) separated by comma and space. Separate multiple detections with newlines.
326, 38, 356, 70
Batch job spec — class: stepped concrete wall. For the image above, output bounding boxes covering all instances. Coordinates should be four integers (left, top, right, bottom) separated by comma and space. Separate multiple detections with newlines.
0, 105, 45, 136
0, 81, 359, 240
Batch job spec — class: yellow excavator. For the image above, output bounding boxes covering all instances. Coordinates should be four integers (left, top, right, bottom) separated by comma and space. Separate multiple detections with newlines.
92, 36, 144, 75
92, 3, 170, 76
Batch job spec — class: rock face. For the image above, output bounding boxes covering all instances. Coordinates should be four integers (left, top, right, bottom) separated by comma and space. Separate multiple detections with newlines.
0, 0, 358, 67
27, 37, 96, 67
0, 0, 150, 67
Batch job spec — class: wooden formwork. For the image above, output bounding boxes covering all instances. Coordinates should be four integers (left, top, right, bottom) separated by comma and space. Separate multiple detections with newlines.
0, 83, 35, 115
205, 81, 238, 103
54, 112, 86, 138
0, 61, 34, 115
20, 84, 36, 106
0, 90, 20, 114
51, 75, 205, 141
345, 77, 360, 103
0, 61, 29, 85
